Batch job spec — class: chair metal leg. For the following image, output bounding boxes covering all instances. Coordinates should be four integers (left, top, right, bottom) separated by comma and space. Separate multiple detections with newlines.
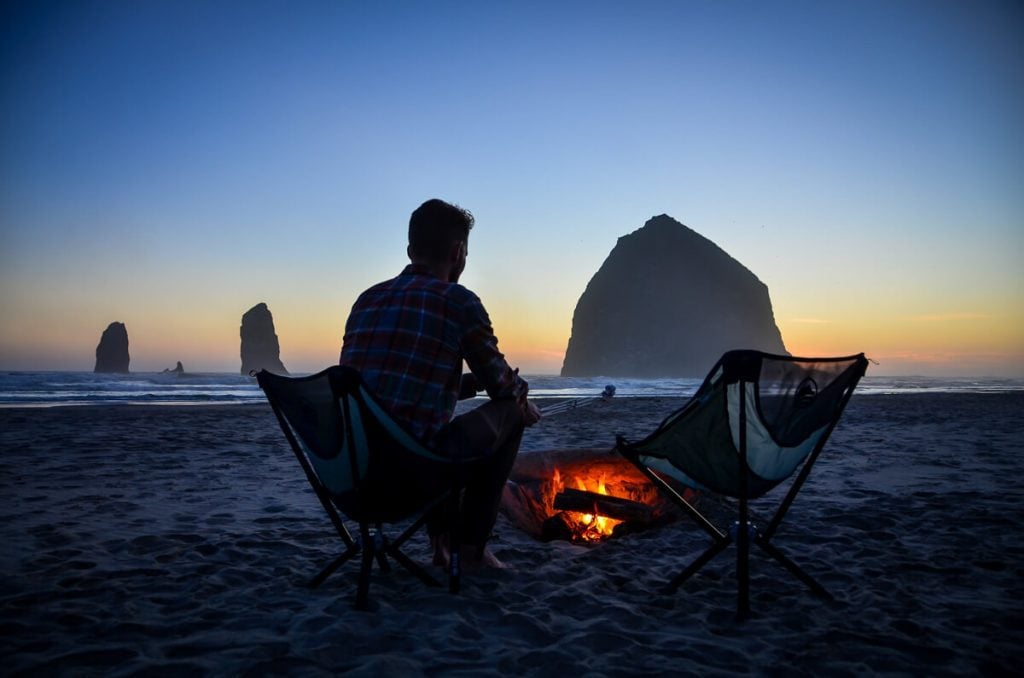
448, 490, 462, 595
372, 524, 392, 573
737, 501, 751, 620
355, 523, 375, 610
309, 547, 359, 588
620, 451, 726, 542
305, 492, 457, 607
756, 536, 832, 599
365, 493, 450, 591
388, 545, 442, 588
664, 537, 731, 594
390, 493, 446, 551
736, 387, 752, 621
448, 551, 461, 594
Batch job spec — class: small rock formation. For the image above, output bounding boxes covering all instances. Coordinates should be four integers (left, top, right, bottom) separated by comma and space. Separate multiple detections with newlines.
561, 215, 787, 377
94, 322, 130, 373
162, 361, 185, 375
240, 303, 288, 375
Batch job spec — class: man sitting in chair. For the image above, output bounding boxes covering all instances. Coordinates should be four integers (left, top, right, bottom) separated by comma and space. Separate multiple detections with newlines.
340, 198, 541, 569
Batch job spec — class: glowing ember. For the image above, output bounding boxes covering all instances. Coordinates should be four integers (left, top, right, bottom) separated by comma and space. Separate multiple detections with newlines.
551, 468, 625, 542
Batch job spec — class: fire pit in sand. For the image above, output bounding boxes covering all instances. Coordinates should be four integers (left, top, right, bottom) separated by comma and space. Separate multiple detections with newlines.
500, 448, 692, 543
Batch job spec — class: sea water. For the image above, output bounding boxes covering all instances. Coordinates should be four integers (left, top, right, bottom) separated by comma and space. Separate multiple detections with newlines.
0, 371, 1022, 407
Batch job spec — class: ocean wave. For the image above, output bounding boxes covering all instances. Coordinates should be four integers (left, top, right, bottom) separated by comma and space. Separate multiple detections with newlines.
1, 371, 1022, 407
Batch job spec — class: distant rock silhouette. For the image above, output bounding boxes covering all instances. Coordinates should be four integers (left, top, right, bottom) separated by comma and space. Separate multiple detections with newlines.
162, 361, 185, 375
240, 303, 288, 375
561, 215, 787, 377
94, 322, 130, 373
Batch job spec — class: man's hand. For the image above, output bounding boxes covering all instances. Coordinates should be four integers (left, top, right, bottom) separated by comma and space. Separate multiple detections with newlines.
458, 373, 481, 400
522, 399, 542, 427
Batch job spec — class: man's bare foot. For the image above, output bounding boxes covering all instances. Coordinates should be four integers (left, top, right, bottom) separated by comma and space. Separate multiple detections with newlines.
460, 544, 511, 570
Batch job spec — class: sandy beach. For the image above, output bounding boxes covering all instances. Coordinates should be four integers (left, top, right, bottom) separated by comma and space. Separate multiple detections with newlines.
2, 393, 1023, 676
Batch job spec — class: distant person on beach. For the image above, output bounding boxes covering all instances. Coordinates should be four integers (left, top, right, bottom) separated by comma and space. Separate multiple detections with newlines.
340, 198, 541, 569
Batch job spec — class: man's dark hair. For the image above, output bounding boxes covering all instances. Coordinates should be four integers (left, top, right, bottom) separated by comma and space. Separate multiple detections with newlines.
408, 199, 474, 263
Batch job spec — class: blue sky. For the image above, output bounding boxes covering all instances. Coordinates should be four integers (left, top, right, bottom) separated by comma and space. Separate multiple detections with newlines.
1, 1, 1022, 375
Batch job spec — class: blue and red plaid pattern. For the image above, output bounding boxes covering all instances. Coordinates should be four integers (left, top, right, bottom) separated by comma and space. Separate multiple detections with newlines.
340, 264, 526, 443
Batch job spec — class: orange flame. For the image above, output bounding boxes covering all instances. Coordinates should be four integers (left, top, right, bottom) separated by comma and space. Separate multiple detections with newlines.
551, 468, 624, 542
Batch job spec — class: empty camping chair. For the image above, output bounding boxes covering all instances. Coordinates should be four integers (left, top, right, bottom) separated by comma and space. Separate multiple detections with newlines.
616, 350, 868, 619
257, 366, 481, 610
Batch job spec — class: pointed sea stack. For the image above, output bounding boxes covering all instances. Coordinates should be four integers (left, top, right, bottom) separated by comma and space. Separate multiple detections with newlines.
561, 215, 787, 377
162, 361, 185, 375
240, 303, 288, 375
94, 322, 130, 373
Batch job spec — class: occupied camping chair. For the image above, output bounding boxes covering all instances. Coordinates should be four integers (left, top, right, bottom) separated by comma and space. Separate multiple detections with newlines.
257, 366, 480, 610
616, 350, 868, 619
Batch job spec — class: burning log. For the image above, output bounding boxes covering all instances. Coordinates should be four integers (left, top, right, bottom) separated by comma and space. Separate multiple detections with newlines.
553, 488, 654, 523
501, 448, 689, 542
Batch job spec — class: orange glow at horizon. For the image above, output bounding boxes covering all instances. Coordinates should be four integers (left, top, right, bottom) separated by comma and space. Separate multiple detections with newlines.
2, 276, 1021, 377
779, 308, 1024, 376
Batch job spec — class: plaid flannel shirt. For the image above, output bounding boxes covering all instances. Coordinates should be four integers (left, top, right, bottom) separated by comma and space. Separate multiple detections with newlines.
340, 264, 527, 443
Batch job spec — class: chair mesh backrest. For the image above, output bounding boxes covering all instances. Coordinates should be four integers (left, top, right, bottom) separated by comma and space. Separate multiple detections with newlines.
631, 351, 867, 499
258, 366, 453, 521
258, 367, 362, 497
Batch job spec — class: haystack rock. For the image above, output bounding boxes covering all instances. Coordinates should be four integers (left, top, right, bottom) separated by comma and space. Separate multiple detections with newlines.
561, 215, 787, 377
240, 303, 288, 375
94, 322, 130, 373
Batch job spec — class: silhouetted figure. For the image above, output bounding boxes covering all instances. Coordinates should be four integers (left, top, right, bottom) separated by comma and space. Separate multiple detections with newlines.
340, 198, 541, 569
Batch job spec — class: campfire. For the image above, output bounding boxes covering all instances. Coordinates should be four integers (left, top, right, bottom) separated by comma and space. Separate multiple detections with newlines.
501, 448, 687, 543
552, 469, 623, 542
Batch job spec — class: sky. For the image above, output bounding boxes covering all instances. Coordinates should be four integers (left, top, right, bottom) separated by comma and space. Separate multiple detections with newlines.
1, 0, 1022, 376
